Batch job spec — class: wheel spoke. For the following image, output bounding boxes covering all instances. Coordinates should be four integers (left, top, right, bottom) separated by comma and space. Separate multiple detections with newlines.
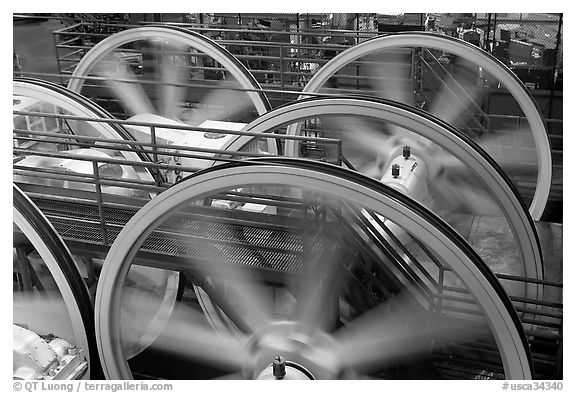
329, 293, 485, 372
194, 277, 266, 334
185, 81, 253, 126
150, 303, 250, 371
323, 115, 400, 172
365, 50, 415, 140
428, 69, 484, 128
367, 50, 415, 105
292, 239, 349, 333
121, 286, 251, 371
96, 54, 155, 116
477, 129, 539, 175
155, 42, 188, 120
428, 170, 502, 216
68, 26, 272, 129
188, 249, 273, 333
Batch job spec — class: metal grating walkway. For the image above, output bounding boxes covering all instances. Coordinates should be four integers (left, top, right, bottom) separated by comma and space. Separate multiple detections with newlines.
29, 195, 315, 274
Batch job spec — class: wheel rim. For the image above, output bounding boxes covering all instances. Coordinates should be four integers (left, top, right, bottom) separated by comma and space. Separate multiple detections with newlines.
13, 77, 155, 190
16, 77, 141, 142
67, 26, 271, 120
95, 160, 532, 379
290, 32, 551, 220
13, 184, 97, 379
13, 79, 181, 358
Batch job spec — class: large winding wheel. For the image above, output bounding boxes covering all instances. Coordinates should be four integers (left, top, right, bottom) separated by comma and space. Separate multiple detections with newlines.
94, 159, 533, 379
13, 79, 181, 360
66, 26, 277, 161
13, 184, 98, 379
288, 32, 551, 220
67, 25, 271, 121
68, 26, 278, 178
225, 96, 543, 305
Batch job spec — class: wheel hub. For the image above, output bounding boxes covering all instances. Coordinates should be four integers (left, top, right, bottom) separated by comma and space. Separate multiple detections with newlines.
246, 321, 343, 380
255, 356, 314, 380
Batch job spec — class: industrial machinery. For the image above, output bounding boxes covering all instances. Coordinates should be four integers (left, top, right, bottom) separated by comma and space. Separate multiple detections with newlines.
13, 25, 278, 375
95, 158, 532, 379
66, 26, 271, 121
12, 25, 281, 379
14, 77, 155, 197
290, 32, 551, 220
13, 185, 95, 379
65, 25, 278, 179
93, 94, 554, 379
13, 21, 562, 380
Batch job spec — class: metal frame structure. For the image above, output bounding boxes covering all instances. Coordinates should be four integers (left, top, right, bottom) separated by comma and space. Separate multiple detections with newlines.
53, 21, 377, 86
14, 77, 155, 184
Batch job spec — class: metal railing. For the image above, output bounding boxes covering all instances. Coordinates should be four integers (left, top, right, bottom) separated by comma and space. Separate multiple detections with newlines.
52, 21, 378, 94
13, 109, 343, 193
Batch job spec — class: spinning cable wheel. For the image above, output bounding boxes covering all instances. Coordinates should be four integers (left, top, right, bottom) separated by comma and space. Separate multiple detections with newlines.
13, 184, 97, 379
94, 96, 539, 380
66, 26, 277, 166
288, 32, 552, 221
226, 96, 543, 304
13, 79, 181, 360
95, 159, 533, 379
